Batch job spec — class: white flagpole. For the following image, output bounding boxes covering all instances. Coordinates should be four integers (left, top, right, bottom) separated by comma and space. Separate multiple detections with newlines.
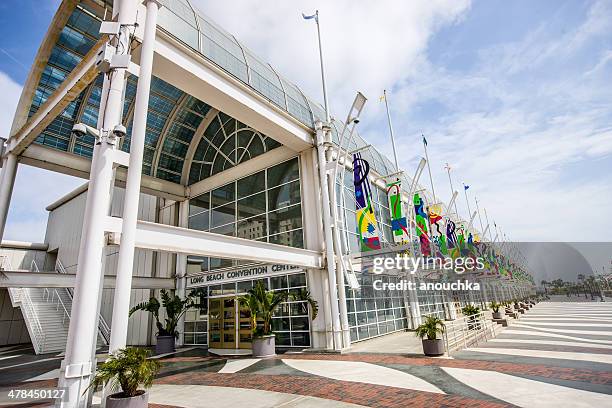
463, 184, 472, 217
314, 10, 330, 123
422, 135, 437, 203
444, 162, 459, 215
383, 90, 400, 172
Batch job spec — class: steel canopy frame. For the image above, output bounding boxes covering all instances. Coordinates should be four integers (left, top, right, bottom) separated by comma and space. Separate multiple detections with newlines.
0, 271, 174, 289
104, 217, 323, 269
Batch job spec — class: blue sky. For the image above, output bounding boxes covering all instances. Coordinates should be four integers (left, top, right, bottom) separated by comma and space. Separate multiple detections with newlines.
0, 0, 611, 244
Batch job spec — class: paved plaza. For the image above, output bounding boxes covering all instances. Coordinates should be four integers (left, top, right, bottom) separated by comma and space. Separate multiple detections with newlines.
1, 301, 611, 407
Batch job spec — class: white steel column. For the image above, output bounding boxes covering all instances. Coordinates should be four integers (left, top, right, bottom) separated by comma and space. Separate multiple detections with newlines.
109, 0, 161, 354
57, 0, 135, 405
300, 148, 331, 349
175, 199, 189, 347
326, 147, 350, 349
0, 153, 18, 241
315, 122, 342, 350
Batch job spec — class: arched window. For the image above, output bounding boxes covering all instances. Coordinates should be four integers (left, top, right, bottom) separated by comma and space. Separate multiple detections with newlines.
188, 112, 280, 184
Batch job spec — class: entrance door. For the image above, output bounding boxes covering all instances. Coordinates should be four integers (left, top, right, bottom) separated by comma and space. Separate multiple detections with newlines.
208, 297, 236, 348
209, 296, 253, 349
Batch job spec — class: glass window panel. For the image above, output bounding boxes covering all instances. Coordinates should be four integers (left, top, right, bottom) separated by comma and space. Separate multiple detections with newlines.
158, 8, 199, 49
210, 258, 232, 270
275, 332, 291, 346
267, 158, 299, 188
268, 205, 302, 235
237, 193, 266, 219
271, 318, 290, 331
268, 181, 300, 211
269, 229, 303, 248
211, 183, 235, 207
291, 317, 309, 331
209, 222, 235, 237
211, 202, 235, 228
236, 280, 252, 293
237, 171, 265, 198
190, 193, 210, 215
291, 332, 310, 347
270, 276, 287, 290
188, 210, 209, 231
288, 274, 306, 288
236, 215, 266, 240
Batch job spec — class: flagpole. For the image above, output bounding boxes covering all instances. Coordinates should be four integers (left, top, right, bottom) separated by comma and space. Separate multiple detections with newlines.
313, 10, 330, 123
444, 162, 459, 215
463, 183, 472, 221
475, 195, 485, 233
484, 207, 493, 242
422, 135, 437, 203
383, 90, 400, 171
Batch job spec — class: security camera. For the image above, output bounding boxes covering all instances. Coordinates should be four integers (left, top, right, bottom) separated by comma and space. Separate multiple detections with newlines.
71, 123, 87, 138
113, 124, 127, 138
352, 117, 360, 124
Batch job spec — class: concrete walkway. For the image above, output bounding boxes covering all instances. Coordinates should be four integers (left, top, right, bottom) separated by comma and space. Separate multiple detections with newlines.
347, 330, 424, 354
148, 384, 365, 407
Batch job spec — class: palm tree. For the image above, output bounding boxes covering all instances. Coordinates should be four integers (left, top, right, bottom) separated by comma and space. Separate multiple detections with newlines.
292, 288, 319, 320
239, 281, 289, 337
129, 289, 204, 338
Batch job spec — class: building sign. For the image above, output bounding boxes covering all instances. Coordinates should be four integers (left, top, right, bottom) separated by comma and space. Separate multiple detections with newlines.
187, 264, 302, 287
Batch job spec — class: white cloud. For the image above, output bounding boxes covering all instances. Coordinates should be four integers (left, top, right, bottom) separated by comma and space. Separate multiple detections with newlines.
0, 71, 83, 243
191, 0, 471, 116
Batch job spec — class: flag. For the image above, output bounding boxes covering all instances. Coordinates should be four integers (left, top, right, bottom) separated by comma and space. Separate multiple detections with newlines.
444, 162, 451, 171
464, 185, 469, 190
379, 94, 385, 102
302, 12, 318, 21
422, 135, 427, 146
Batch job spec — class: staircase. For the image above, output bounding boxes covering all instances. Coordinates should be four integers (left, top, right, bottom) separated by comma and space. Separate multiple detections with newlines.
1, 256, 110, 355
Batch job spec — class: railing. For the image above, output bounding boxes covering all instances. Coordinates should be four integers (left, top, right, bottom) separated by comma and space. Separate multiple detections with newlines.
0, 256, 46, 354
443, 311, 499, 354
43, 287, 71, 325
55, 259, 111, 345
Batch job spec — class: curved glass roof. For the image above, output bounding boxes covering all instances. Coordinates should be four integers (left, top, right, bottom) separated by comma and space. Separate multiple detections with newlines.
26, 0, 427, 198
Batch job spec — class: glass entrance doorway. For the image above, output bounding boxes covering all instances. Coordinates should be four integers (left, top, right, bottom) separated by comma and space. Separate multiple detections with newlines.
208, 296, 252, 349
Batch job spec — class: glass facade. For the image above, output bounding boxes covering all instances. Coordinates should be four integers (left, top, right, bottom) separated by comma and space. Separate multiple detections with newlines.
346, 272, 408, 342
188, 111, 280, 184
188, 157, 304, 272
183, 270, 311, 347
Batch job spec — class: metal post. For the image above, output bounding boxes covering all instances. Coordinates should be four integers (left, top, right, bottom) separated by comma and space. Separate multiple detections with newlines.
0, 153, 18, 241
315, 123, 342, 350
422, 136, 436, 203
383, 90, 400, 171
57, 0, 135, 405
314, 11, 330, 123
444, 163, 459, 216
109, 0, 161, 354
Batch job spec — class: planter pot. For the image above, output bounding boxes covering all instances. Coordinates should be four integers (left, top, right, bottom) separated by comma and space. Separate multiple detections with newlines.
155, 335, 175, 355
106, 391, 148, 408
252, 335, 276, 358
492, 312, 502, 319
422, 338, 445, 356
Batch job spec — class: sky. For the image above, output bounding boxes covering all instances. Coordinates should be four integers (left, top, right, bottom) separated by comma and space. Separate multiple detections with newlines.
0, 0, 611, 246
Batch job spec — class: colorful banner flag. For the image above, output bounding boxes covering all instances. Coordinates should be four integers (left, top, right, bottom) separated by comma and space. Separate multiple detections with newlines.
386, 179, 408, 244
413, 192, 431, 256
353, 153, 381, 251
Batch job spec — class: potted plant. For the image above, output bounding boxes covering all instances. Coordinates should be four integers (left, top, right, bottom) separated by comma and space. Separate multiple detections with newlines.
462, 304, 481, 330
87, 347, 161, 408
130, 289, 204, 354
490, 302, 502, 319
415, 315, 446, 356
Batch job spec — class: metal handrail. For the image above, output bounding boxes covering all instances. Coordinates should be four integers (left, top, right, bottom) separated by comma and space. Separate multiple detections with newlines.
55, 259, 111, 345
0, 256, 46, 354
443, 310, 498, 354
